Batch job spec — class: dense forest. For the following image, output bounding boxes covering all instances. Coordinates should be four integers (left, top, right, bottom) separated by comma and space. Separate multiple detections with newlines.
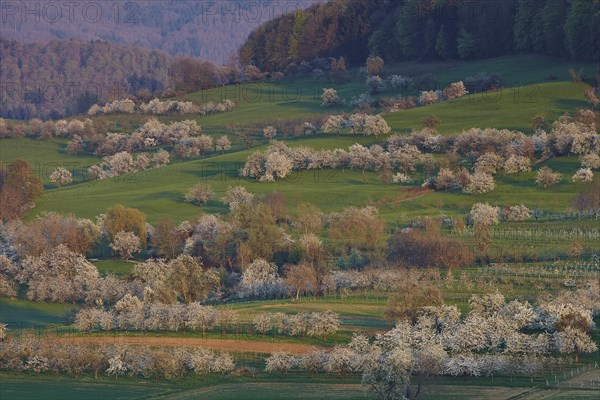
0, 38, 236, 120
239, 0, 600, 71
0, 0, 320, 64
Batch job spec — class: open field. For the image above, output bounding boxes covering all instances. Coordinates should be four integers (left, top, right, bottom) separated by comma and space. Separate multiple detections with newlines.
0, 298, 75, 328
2, 369, 598, 400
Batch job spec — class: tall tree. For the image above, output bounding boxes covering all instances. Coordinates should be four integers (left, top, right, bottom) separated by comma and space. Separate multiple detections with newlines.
541, 0, 569, 58
103, 205, 147, 246
564, 0, 600, 61
0, 159, 43, 221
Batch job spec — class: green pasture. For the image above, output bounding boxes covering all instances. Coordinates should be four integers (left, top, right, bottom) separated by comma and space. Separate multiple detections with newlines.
385, 81, 589, 134
0, 138, 99, 186
24, 148, 592, 225
0, 298, 76, 328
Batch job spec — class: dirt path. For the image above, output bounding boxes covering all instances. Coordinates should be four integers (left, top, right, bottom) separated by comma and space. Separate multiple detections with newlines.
53, 335, 323, 354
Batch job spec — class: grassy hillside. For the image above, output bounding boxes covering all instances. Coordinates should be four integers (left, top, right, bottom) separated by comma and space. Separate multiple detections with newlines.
0, 298, 75, 327
0, 138, 99, 186
386, 81, 589, 134
0, 55, 594, 224
181, 54, 595, 131
27, 145, 591, 225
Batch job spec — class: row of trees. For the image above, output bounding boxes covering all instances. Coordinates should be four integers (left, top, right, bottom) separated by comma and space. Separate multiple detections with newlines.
1, 117, 230, 167
0, 337, 234, 379
322, 80, 468, 112
241, 126, 597, 187
75, 299, 340, 339
88, 99, 235, 116
87, 150, 170, 180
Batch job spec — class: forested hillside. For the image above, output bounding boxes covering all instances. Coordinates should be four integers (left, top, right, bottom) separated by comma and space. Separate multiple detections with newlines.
0, 38, 235, 119
239, 0, 600, 71
0, 0, 320, 64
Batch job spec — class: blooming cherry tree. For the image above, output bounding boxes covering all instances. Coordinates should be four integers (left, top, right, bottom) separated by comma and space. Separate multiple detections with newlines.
49, 167, 73, 187
184, 183, 215, 205
321, 88, 342, 107
572, 168, 594, 182
110, 231, 141, 260
265, 351, 296, 374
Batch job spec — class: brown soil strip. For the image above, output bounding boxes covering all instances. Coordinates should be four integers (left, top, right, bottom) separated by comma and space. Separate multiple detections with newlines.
53, 335, 322, 354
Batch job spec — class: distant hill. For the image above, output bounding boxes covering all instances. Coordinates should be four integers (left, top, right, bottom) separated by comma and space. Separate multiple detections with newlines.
0, 0, 321, 64
239, 0, 600, 72
0, 37, 231, 119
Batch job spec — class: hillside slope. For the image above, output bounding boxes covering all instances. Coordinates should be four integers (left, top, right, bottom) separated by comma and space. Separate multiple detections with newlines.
0, 0, 321, 63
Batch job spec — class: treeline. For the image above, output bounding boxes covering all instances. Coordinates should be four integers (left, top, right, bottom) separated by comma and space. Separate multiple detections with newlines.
0, 38, 239, 119
1, 1, 320, 64
0, 337, 235, 379
239, 0, 600, 72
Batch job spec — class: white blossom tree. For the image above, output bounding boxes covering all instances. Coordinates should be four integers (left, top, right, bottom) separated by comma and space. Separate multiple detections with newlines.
361, 348, 412, 400
185, 304, 217, 335
463, 172, 495, 195
49, 167, 73, 187
103, 152, 135, 176
253, 313, 273, 336
0, 323, 7, 341
299, 349, 326, 375
262, 152, 293, 182
474, 153, 503, 175
321, 88, 342, 107
553, 326, 597, 362
107, 353, 128, 379
503, 155, 531, 174
572, 168, 594, 182
215, 135, 232, 153
152, 149, 170, 168
114, 293, 145, 330
392, 173, 412, 184
240, 259, 280, 298
535, 166, 561, 188
580, 153, 600, 169
263, 126, 277, 140
419, 90, 440, 105
349, 143, 375, 180
388, 75, 414, 91
349, 114, 391, 137
443, 81, 468, 100
265, 351, 296, 374
324, 346, 357, 377
110, 231, 141, 260
506, 205, 531, 221
87, 165, 107, 180
469, 203, 499, 253
184, 183, 215, 205
17, 245, 99, 302
391, 145, 421, 173
308, 311, 340, 339
434, 168, 460, 191
221, 186, 254, 211
367, 76, 385, 94
322, 115, 347, 134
